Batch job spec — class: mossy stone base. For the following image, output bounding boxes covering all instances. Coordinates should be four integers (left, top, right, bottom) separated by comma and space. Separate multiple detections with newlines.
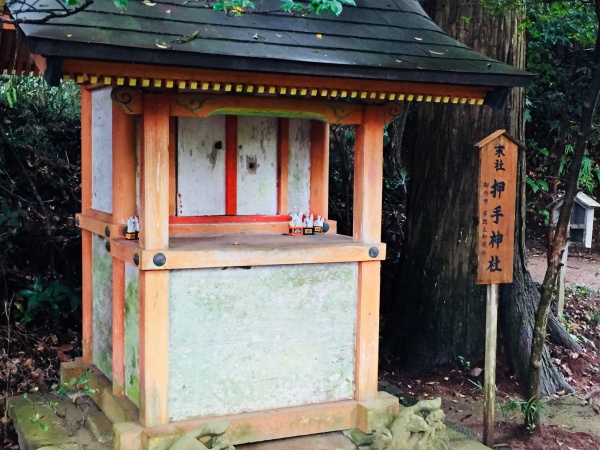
9, 396, 72, 450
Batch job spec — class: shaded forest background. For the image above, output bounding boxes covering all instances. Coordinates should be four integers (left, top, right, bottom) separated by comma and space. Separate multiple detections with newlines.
0, 0, 599, 421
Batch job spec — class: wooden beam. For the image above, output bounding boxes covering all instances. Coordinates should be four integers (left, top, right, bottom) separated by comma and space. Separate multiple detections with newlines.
81, 87, 93, 211
277, 118, 290, 215
146, 399, 360, 446
112, 102, 137, 224
63, 60, 493, 102
112, 233, 384, 271
112, 258, 126, 397
171, 94, 364, 125
353, 107, 384, 243
225, 115, 238, 216
139, 94, 171, 427
81, 230, 93, 364
310, 120, 330, 218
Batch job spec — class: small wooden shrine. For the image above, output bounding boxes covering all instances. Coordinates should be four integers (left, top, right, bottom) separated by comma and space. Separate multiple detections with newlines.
8, 1, 531, 448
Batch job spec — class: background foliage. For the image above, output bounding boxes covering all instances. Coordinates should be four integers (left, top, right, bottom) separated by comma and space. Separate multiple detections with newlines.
0, 75, 81, 328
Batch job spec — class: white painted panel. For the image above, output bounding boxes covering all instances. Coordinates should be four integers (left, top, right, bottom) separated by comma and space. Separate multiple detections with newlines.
124, 264, 140, 407
237, 116, 278, 215
91, 88, 113, 214
92, 233, 113, 380
168, 263, 358, 421
177, 116, 227, 216
288, 119, 311, 213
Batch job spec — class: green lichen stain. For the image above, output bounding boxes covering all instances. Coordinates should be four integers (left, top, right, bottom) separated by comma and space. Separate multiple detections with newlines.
256, 178, 270, 202
168, 263, 358, 422
124, 265, 140, 407
92, 234, 113, 380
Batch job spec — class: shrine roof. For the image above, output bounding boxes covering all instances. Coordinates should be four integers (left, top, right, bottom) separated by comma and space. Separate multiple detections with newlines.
9, 0, 532, 89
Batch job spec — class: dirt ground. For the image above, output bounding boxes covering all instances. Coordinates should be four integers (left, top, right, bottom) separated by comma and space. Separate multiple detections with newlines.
528, 247, 600, 291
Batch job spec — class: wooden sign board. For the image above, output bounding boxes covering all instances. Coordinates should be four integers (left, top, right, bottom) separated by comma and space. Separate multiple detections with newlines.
475, 130, 518, 285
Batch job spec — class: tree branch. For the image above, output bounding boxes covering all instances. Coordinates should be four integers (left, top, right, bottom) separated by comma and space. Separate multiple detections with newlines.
1, 0, 94, 25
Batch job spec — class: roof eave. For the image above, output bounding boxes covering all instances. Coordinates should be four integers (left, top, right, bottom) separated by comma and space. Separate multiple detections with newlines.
26, 37, 534, 90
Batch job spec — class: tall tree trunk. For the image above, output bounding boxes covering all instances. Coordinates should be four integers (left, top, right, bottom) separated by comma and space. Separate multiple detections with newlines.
384, 0, 573, 393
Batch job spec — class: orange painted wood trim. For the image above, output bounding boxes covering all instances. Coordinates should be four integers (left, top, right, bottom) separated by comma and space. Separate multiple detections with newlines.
169, 215, 290, 224
169, 117, 177, 217
76, 213, 122, 239
171, 94, 364, 125
138, 270, 169, 427
310, 121, 330, 218
140, 94, 170, 250
112, 258, 126, 397
81, 230, 93, 364
353, 107, 384, 243
82, 209, 114, 223
81, 87, 93, 211
127, 238, 386, 271
146, 399, 360, 445
108, 240, 140, 268
63, 60, 492, 100
354, 261, 381, 401
112, 103, 137, 224
277, 119, 290, 214
225, 115, 238, 216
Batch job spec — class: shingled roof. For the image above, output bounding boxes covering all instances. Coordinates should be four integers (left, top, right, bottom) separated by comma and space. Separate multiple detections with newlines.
9, 0, 531, 90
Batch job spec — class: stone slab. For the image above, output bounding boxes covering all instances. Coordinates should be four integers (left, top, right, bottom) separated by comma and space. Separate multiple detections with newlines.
238, 432, 358, 450
86, 410, 114, 444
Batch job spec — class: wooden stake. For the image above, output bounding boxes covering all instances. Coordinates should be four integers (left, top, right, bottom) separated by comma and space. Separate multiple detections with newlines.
557, 240, 569, 316
483, 283, 499, 447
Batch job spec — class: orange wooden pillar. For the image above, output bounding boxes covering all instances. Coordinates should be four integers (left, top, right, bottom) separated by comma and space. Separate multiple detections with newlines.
277, 118, 290, 215
353, 107, 384, 401
310, 120, 329, 218
81, 87, 94, 365
139, 94, 170, 427
111, 104, 137, 396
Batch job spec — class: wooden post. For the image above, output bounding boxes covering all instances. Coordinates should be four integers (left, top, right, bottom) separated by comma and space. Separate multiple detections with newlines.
139, 94, 170, 427
353, 107, 383, 401
353, 107, 383, 244
111, 102, 136, 396
310, 120, 329, 218
226, 115, 238, 216
557, 240, 570, 316
483, 283, 499, 447
277, 118, 290, 215
112, 103, 136, 223
81, 87, 93, 364
81, 231, 93, 364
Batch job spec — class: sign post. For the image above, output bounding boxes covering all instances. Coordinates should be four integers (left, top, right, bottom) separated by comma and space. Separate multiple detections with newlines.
475, 130, 519, 447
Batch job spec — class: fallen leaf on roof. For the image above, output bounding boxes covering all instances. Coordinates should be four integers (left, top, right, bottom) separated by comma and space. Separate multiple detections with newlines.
415, 37, 423, 40
429, 50, 445, 55
316, 33, 323, 39
142, 0, 156, 5
155, 39, 171, 49
178, 30, 199, 43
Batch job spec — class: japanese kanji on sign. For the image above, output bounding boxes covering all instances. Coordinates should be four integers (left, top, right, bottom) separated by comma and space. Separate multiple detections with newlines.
476, 130, 518, 285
